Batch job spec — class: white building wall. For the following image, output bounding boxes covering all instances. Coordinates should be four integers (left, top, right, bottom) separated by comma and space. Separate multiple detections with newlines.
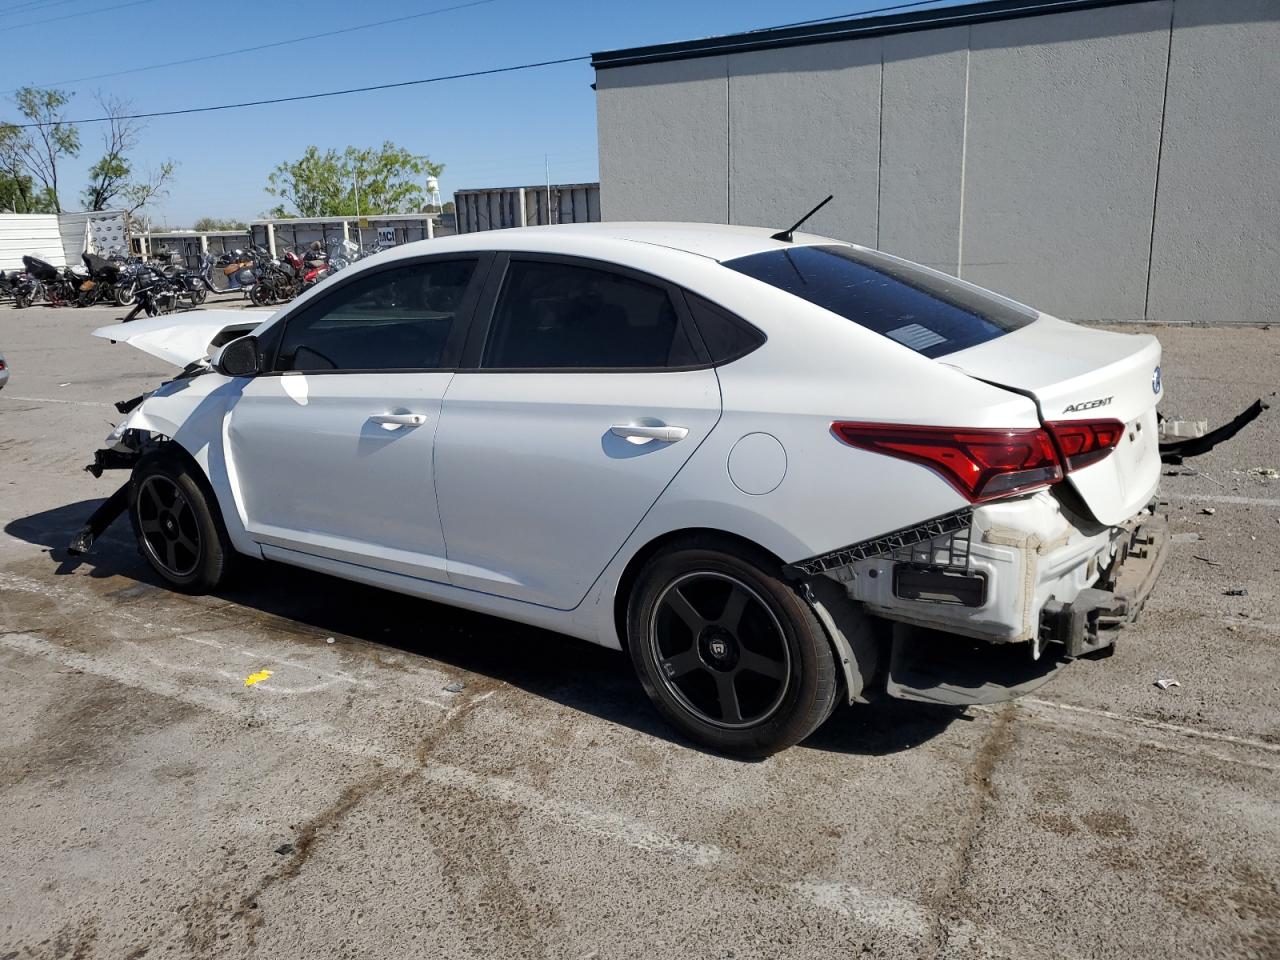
595, 0, 1280, 323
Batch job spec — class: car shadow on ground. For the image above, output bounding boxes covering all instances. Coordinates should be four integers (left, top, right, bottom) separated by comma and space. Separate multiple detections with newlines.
6, 498, 962, 760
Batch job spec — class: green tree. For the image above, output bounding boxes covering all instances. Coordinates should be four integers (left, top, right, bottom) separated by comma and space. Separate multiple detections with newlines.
3, 87, 80, 213
193, 216, 248, 231
266, 142, 443, 218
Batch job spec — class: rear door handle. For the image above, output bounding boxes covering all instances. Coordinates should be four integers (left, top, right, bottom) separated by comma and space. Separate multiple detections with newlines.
610, 423, 689, 444
370, 413, 427, 430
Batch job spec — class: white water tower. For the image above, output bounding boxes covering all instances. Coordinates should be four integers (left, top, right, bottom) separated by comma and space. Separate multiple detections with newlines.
426, 175, 442, 211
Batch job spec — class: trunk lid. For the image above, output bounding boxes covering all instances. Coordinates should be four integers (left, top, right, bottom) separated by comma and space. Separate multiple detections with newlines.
943, 316, 1163, 525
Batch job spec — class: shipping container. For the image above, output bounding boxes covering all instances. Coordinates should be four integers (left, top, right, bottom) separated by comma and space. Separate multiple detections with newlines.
247, 214, 446, 257
454, 183, 600, 234
138, 230, 250, 269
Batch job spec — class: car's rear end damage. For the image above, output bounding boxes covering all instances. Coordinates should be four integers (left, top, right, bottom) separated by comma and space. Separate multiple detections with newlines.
722, 243, 1185, 706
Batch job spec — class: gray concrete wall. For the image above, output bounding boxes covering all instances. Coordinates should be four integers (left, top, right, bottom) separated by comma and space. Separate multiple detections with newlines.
595, 0, 1280, 323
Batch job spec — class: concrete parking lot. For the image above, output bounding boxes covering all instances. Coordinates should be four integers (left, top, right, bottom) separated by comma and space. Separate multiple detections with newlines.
1, 301, 1278, 959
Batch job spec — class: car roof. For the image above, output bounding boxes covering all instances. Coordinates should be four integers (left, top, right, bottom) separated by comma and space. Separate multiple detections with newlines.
375, 222, 839, 265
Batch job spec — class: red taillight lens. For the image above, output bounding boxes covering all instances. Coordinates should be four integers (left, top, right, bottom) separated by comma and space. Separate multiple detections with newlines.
1045, 419, 1124, 472
832, 422, 1064, 503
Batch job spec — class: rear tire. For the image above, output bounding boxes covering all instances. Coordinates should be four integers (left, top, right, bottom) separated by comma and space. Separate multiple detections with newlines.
129, 452, 234, 593
626, 537, 838, 757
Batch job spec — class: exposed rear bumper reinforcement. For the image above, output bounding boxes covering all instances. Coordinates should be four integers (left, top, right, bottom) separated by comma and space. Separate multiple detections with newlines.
885, 500, 1168, 707
784, 509, 972, 578
1039, 503, 1169, 658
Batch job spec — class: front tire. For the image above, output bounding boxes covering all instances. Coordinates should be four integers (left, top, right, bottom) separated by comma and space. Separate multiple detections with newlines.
626, 538, 838, 757
129, 453, 233, 593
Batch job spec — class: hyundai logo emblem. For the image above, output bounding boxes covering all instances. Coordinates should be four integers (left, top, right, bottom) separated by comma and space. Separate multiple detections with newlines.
1152, 366, 1162, 395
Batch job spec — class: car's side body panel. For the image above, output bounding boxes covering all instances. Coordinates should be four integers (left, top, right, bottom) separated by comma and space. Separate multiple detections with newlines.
227, 371, 454, 582
434, 367, 722, 608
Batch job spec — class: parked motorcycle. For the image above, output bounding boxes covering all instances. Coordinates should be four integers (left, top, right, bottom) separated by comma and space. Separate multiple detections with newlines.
77, 251, 139, 307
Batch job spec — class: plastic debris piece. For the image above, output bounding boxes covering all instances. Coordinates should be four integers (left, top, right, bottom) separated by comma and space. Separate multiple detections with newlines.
1224, 588, 1248, 597
275, 843, 294, 855
244, 669, 273, 686
1158, 419, 1208, 441
1200, 507, 1216, 516
1154, 678, 1181, 690
444, 681, 466, 693
325, 637, 336, 644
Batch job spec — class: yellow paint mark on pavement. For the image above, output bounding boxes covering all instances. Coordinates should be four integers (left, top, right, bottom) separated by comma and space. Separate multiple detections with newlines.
244, 669, 273, 687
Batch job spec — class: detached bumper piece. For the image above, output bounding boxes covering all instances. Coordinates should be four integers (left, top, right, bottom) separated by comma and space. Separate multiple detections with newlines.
1039, 504, 1169, 658
1159, 398, 1267, 464
886, 623, 1063, 707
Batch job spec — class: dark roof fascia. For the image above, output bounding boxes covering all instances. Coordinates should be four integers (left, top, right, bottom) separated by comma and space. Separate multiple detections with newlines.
592, 0, 1148, 69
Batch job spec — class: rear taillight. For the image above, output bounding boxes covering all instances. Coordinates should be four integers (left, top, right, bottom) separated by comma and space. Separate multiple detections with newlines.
832, 422, 1064, 503
1045, 419, 1124, 472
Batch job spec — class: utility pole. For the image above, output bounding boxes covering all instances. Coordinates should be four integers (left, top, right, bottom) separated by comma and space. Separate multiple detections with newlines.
354, 162, 363, 250
545, 154, 552, 226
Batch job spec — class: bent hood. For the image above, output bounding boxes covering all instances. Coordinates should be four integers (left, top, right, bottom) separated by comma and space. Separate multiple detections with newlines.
92, 309, 274, 366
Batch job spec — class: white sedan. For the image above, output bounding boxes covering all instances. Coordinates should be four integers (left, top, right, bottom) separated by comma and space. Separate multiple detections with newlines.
82, 223, 1167, 756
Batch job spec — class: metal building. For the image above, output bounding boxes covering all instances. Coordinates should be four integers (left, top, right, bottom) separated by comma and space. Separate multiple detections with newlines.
592, 0, 1280, 323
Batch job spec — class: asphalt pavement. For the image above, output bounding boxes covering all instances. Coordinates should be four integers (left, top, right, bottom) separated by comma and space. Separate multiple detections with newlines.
1, 301, 1277, 959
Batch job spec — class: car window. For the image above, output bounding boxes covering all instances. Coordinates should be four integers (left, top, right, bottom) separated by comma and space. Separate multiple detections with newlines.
481, 260, 699, 369
723, 245, 1037, 359
276, 259, 476, 372
684, 292, 766, 364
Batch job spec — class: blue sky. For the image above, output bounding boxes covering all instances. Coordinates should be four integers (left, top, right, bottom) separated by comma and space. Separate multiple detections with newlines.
1, 0, 957, 226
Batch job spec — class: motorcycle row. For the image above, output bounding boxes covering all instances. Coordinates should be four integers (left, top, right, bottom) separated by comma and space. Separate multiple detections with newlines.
0, 237, 374, 321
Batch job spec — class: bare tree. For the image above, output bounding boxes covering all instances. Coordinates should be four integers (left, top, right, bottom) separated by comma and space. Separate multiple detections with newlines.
7, 87, 80, 213
122, 160, 177, 217
82, 94, 143, 211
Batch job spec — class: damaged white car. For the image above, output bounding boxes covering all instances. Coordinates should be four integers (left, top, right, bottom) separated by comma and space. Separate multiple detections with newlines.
76, 222, 1171, 756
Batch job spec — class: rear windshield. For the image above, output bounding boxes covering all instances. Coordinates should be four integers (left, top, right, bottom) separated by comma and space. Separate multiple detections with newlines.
724, 245, 1037, 358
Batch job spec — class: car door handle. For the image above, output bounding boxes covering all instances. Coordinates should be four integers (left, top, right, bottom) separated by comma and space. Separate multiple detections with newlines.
370, 413, 427, 430
610, 423, 689, 444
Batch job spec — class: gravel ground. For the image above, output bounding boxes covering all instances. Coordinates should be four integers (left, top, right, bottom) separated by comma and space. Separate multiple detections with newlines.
1, 302, 1278, 960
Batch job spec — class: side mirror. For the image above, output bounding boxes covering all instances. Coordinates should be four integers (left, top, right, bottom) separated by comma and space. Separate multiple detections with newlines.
212, 335, 261, 377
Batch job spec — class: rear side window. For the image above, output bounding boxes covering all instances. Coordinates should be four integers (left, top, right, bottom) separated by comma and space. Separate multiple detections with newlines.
684, 293, 766, 364
724, 245, 1036, 358
277, 259, 476, 371
482, 260, 699, 369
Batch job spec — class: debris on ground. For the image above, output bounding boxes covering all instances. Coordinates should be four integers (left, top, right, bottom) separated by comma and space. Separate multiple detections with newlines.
275, 843, 294, 856
1200, 507, 1216, 516
1159, 399, 1268, 464
1192, 555, 1223, 566
1171, 532, 1201, 543
1154, 678, 1181, 690
444, 681, 466, 693
1248, 467, 1280, 479
244, 669, 273, 686
1224, 588, 1248, 596
1158, 419, 1208, 441
325, 637, 336, 645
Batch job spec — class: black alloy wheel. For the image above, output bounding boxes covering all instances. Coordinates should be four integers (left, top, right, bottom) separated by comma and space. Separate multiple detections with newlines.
650, 571, 791, 728
627, 539, 838, 757
135, 474, 202, 579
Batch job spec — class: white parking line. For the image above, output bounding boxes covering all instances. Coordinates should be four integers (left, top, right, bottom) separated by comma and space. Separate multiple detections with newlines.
0, 630, 724, 867
0, 394, 112, 407
1166, 492, 1280, 508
